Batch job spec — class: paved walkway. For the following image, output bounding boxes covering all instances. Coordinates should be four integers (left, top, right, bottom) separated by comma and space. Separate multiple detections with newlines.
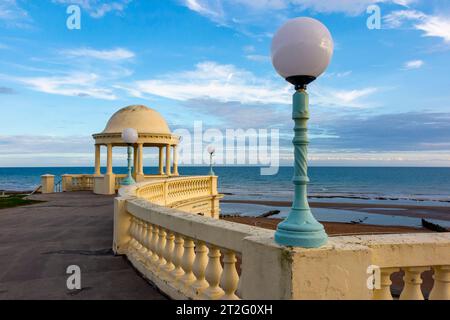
0, 192, 166, 300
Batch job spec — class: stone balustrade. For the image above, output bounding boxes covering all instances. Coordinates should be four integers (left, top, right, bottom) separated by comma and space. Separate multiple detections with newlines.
134, 176, 221, 218
366, 235, 450, 300
114, 179, 450, 300
114, 197, 272, 300
62, 174, 94, 192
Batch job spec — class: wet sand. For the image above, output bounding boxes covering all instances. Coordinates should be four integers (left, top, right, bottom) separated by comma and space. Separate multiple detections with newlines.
222, 199, 450, 221
222, 216, 428, 235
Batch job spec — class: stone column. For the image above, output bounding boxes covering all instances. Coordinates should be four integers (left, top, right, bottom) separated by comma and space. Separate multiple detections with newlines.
94, 144, 101, 175
106, 144, 113, 175
158, 146, 164, 175
138, 143, 144, 175
165, 145, 171, 176
173, 145, 179, 176
41, 174, 55, 194
133, 145, 138, 177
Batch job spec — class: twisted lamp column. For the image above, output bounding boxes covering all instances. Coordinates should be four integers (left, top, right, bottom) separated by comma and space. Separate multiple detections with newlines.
121, 145, 135, 185
274, 89, 328, 248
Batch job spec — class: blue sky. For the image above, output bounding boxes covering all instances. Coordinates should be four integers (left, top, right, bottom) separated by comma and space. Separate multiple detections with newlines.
1, 0, 450, 167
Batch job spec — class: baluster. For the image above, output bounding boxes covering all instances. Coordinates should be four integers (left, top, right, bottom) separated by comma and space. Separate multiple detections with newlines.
132, 218, 142, 254
135, 219, 143, 251
162, 232, 175, 280
429, 266, 450, 300
144, 224, 153, 265
372, 267, 399, 300
150, 226, 160, 267
170, 234, 185, 285
179, 238, 196, 291
138, 221, 148, 258
128, 217, 137, 250
201, 246, 224, 300
191, 241, 209, 298
400, 267, 429, 300
156, 228, 167, 273
220, 250, 239, 300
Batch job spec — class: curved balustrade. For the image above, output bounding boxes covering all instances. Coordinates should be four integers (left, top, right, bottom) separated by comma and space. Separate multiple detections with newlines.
116, 197, 273, 300
132, 176, 221, 218
136, 176, 215, 206
114, 179, 450, 300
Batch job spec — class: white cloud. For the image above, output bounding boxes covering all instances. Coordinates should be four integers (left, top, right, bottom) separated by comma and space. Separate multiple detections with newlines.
243, 45, 256, 53
52, 0, 132, 18
182, 0, 414, 23
415, 15, 450, 43
289, 0, 413, 16
323, 71, 352, 78
184, 0, 223, 19
60, 47, 135, 61
0, 0, 30, 27
311, 86, 378, 108
384, 9, 425, 28
245, 54, 270, 62
385, 10, 450, 43
129, 61, 290, 104
403, 59, 424, 70
13, 72, 117, 100
121, 61, 377, 108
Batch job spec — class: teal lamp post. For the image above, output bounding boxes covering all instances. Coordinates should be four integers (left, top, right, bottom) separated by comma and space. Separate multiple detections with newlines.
271, 17, 334, 248
121, 128, 138, 186
207, 145, 215, 175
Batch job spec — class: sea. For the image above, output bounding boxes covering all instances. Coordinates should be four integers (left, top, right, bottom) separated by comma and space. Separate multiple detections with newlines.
1, 166, 450, 228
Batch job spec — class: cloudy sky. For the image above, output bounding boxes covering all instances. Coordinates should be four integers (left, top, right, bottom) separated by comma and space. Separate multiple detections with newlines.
1, 0, 450, 167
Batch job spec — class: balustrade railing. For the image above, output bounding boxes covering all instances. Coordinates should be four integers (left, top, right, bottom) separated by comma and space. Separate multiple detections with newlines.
373, 266, 450, 300
117, 197, 272, 300
136, 176, 216, 208
62, 174, 94, 191
114, 179, 450, 300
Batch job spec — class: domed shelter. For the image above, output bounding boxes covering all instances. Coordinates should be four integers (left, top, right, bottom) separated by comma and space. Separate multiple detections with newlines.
92, 105, 180, 194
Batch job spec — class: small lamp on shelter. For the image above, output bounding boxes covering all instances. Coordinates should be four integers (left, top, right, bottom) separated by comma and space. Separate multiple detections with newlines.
207, 145, 216, 176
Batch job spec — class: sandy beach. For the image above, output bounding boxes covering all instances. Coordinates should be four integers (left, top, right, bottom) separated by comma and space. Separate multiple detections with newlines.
222, 199, 450, 221
222, 216, 428, 235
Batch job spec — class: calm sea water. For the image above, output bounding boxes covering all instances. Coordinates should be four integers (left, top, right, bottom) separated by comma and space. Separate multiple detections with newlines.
2, 166, 450, 227
1, 166, 450, 204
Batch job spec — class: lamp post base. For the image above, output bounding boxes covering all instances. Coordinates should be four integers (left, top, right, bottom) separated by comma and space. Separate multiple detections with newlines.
120, 176, 135, 186
121, 145, 136, 186
275, 208, 328, 248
